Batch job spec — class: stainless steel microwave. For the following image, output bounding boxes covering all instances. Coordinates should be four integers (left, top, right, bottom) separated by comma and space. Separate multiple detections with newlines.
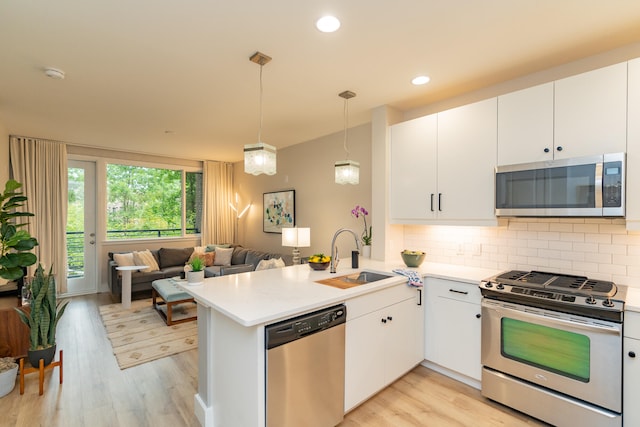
495, 153, 625, 217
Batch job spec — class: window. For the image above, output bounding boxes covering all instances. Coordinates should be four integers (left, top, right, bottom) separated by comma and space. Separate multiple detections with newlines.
106, 164, 202, 239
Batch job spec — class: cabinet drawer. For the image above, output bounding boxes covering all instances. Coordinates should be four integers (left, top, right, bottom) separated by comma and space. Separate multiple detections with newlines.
625, 311, 640, 339
427, 278, 480, 304
347, 284, 420, 321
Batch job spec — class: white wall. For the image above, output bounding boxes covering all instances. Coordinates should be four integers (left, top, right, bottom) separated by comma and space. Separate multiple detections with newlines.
404, 219, 640, 288
233, 124, 372, 260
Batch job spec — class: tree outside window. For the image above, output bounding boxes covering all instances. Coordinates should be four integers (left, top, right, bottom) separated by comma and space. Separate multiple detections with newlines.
106, 164, 201, 239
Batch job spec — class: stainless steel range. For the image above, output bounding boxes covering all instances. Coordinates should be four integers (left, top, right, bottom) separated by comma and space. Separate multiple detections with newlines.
479, 270, 627, 427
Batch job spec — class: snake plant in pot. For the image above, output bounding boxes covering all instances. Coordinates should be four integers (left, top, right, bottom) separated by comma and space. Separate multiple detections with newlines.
0, 179, 38, 396
15, 264, 69, 367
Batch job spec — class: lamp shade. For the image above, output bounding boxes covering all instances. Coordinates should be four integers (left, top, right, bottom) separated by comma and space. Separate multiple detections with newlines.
282, 227, 311, 247
334, 160, 360, 185
244, 142, 277, 175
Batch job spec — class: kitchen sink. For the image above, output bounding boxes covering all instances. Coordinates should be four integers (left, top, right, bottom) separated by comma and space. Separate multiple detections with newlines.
315, 271, 395, 289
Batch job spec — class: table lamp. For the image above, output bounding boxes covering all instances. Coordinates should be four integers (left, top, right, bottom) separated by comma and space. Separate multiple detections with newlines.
282, 227, 310, 265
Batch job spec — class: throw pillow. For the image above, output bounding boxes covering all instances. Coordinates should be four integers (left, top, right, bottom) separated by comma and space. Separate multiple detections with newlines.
255, 259, 274, 271
133, 250, 160, 272
255, 258, 286, 271
272, 257, 285, 268
113, 252, 135, 267
189, 251, 216, 267
213, 247, 234, 266
158, 247, 194, 269
206, 243, 231, 252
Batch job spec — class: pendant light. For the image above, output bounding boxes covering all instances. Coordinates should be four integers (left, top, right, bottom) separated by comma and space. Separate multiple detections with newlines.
335, 90, 359, 185
245, 52, 277, 176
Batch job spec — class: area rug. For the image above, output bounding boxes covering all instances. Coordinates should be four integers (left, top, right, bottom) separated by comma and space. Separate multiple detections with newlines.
99, 298, 197, 369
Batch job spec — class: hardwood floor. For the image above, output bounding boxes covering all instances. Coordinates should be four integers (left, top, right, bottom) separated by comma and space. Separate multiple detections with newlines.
0, 294, 547, 426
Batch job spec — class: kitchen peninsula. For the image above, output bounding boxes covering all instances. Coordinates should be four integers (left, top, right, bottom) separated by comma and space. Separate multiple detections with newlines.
180, 259, 499, 427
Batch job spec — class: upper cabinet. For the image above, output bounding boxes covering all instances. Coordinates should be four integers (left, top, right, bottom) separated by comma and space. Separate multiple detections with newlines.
554, 62, 627, 158
497, 62, 628, 166
437, 98, 497, 222
497, 83, 554, 165
389, 114, 437, 221
389, 98, 497, 225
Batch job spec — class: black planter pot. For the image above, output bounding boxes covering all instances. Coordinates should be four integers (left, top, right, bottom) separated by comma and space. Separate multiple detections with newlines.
27, 345, 56, 368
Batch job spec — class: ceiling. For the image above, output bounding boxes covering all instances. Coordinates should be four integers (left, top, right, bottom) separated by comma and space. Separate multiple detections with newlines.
2, 1, 640, 163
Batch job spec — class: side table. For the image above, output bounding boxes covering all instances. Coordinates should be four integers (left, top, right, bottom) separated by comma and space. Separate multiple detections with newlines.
116, 266, 147, 309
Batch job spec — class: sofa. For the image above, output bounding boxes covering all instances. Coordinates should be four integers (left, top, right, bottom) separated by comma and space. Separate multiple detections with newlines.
108, 245, 293, 301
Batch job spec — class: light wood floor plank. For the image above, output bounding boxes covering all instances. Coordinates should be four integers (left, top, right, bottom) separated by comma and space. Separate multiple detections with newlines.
0, 294, 547, 426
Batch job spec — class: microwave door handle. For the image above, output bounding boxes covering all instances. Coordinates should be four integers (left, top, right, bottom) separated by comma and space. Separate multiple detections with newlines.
595, 161, 603, 209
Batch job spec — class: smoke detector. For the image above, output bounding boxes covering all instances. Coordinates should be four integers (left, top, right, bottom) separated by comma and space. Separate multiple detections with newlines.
44, 67, 65, 80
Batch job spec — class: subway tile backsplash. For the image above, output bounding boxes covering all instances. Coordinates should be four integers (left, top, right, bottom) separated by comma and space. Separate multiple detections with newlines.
403, 218, 640, 287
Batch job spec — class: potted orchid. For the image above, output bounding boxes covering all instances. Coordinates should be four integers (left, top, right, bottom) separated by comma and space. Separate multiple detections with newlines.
351, 205, 372, 257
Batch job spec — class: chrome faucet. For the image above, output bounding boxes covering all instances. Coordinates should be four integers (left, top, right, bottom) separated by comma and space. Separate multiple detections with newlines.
330, 228, 362, 273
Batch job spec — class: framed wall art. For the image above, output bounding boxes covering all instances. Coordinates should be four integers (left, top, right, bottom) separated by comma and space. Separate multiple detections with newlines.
263, 190, 295, 233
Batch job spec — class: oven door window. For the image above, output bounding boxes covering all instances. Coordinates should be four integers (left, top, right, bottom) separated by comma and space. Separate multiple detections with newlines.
501, 318, 590, 382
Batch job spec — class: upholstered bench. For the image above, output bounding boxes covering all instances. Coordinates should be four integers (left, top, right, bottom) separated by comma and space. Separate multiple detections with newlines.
151, 278, 197, 326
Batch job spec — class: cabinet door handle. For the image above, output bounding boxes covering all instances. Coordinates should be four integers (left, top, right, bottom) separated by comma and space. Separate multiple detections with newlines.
476, 313, 481, 319
430, 194, 435, 212
387, 316, 393, 321
630, 351, 637, 358
449, 289, 468, 295
381, 318, 387, 324
417, 288, 422, 306
438, 193, 442, 211
544, 148, 550, 153
556, 146, 563, 152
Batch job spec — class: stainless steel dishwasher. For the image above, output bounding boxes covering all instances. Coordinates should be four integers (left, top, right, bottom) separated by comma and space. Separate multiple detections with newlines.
265, 304, 346, 427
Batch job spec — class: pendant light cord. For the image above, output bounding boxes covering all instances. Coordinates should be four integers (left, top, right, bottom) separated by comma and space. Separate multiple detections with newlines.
258, 63, 264, 143
343, 96, 350, 160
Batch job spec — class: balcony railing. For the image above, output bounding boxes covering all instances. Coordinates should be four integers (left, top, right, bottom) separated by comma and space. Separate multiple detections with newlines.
66, 228, 200, 278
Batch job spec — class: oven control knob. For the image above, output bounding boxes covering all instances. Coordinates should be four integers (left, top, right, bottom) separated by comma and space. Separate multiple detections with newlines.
603, 299, 615, 308
496, 284, 504, 290
630, 351, 637, 358
585, 296, 597, 305
485, 282, 493, 288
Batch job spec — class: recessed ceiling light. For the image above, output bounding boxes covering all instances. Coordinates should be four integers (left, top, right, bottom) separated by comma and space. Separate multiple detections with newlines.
412, 75, 430, 85
44, 67, 65, 80
316, 16, 340, 33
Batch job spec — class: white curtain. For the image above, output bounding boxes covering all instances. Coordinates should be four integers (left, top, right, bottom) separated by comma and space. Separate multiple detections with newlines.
201, 161, 234, 245
9, 136, 68, 293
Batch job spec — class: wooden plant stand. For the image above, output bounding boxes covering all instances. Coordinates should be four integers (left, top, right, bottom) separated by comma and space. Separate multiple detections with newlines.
19, 349, 63, 395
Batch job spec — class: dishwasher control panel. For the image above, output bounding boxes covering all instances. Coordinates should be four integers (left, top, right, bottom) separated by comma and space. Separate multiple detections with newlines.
265, 304, 346, 350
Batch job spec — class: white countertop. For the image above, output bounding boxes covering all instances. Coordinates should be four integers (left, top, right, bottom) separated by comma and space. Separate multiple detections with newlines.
626, 287, 640, 312
179, 259, 500, 327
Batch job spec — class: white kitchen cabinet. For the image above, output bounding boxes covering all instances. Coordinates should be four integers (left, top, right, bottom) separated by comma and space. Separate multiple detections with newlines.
437, 98, 497, 222
625, 58, 640, 231
390, 98, 497, 225
497, 82, 554, 165
389, 114, 437, 220
624, 311, 640, 426
345, 285, 423, 412
554, 62, 627, 159
424, 278, 482, 382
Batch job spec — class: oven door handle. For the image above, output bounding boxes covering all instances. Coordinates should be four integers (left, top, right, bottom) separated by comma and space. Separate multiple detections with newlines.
483, 302, 622, 335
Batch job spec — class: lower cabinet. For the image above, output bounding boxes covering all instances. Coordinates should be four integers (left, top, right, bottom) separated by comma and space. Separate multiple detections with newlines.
424, 278, 482, 382
344, 286, 424, 412
624, 311, 640, 426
